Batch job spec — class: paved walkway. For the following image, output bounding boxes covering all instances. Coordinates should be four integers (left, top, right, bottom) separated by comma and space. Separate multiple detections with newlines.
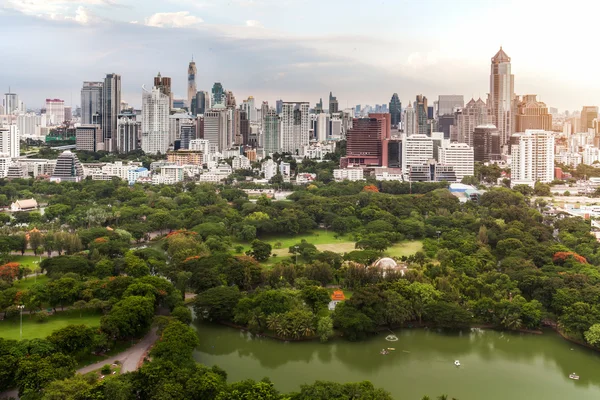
0, 328, 158, 399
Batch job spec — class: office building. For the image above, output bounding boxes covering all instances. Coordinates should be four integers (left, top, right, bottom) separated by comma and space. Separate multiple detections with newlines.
4, 90, 19, 115
50, 151, 83, 182
204, 108, 229, 153
316, 113, 329, 142
329, 92, 339, 114
45, 99, 65, 126
154, 73, 172, 108
515, 95, 553, 132
141, 86, 170, 155
187, 59, 197, 109
402, 134, 433, 176
81, 82, 103, 125
581, 106, 599, 132
102, 73, 121, 151
333, 168, 364, 182
409, 162, 456, 182
415, 95, 429, 136
189, 139, 211, 154
511, 130, 555, 185
263, 108, 281, 156
194, 91, 210, 116
212, 83, 225, 106
456, 98, 492, 146
473, 125, 501, 162
239, 110, 250, 146
281, 102, 310, 155
169, 113, 195, 147
344, 116, 388, 167
489, 47, 516, 148
389, 93, 402, 128
403, 103, 416, 135
438, 95, 464, 117
76, 125, 102, 152
241, 96, 257, 123
117, 113, 140, 154
438, 143, 474, 180
0, 126, 20, 158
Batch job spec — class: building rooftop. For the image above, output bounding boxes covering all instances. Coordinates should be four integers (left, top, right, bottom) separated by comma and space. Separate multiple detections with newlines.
491, 46, 511, 63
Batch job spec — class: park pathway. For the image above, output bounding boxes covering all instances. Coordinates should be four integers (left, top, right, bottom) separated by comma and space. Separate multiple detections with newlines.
0, 328, 158, 400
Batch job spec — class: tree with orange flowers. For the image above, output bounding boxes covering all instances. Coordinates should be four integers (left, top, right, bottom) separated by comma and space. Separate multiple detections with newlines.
0, 262, 20, 283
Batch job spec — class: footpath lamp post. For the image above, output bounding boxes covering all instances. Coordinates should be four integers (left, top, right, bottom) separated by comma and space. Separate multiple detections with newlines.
18, 305, 25, 340
294, 246, 299, 265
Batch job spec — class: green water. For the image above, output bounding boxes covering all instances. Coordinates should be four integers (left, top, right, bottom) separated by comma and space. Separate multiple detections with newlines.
192, 323, 600, 400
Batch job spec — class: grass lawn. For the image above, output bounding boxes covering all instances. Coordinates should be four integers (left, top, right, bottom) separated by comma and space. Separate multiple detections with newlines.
0, 310, 101, 341
13, 274, 49, 290
385, 241, 424, 258
11, 255, 43, 270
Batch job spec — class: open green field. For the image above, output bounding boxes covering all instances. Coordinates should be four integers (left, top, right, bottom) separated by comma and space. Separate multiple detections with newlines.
11, 255, 43, 270
13, 274, 49, 290
0, 310, 101, 340
385, 241, 424, 258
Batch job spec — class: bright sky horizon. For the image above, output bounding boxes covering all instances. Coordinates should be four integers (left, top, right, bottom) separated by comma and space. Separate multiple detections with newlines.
1, 0, 599, 112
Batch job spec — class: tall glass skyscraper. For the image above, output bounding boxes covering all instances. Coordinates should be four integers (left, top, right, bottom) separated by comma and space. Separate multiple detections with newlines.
102, 73, 121, 151
211, 83, 225, 106
489, 47, 515, 149
389, 93, 402, 128
81, 82, 103, 125
187, 59, 197, 109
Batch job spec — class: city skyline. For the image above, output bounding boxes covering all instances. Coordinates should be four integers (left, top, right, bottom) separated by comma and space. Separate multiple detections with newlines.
2, 0, 600, 111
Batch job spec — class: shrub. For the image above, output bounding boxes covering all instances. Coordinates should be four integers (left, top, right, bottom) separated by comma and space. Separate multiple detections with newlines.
101, 364, 111, 375
35, 311, 49, 323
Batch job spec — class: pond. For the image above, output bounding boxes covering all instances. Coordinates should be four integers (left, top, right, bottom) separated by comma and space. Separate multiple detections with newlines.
192, 323, 600, 400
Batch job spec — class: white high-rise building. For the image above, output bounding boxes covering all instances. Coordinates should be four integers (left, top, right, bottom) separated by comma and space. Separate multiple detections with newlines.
4, 91, 20, 115
242, 97, 257, 123
403, 103, 416, 135
281, 102, 309, 155
190, 139, 211, 154
0, 125, 20, 158
81, 82, 103, 125
45, 99, 65, 125
438, 143, 474, 181
511, 130, 555, 185
316, 113, 329, 142
489, 47, 516, 150
262, 108, 280, 156
204, 107, 229, 153
169, 113, 195, 148
17, 113, 45, 137
141, 86, 170, 155
117, 114, 140, 154
402, 134, 433, 177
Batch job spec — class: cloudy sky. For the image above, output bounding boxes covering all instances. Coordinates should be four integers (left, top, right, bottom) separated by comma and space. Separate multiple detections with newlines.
1, 0, 598, 112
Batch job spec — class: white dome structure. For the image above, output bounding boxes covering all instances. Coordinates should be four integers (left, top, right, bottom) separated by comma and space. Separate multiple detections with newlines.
372, 257, 408, 276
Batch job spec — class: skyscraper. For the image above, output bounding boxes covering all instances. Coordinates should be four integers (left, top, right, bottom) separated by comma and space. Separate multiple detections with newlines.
204, 108, 229, 152
515, 95, 552, 132
211, 83, 225, 106
456, 98, 493, 146
581, 106, 599, 132
344, 115, 389, 167
154, 73, 172, 108
403, 103, 416, 135
329, 92, 339, 114
489, 47, 516, 149
45, 99, 65, 126
415, 95, 429, 136
511, 130, 554, 184
0, 125, 20, 158
438, 95, 464, 117
263, 108, 280, 155
141, 86, 169, 155
473, 125, 501, 162
81, 82, 103, 125
187, 59, 197, 109
102, 73, 121, 152
389, 93, 402, 128
116, 113, 140, 154
438, 143, 474, 181
281, 102, 309, 155
3, 90, 19, 115
194, 91, 210, 116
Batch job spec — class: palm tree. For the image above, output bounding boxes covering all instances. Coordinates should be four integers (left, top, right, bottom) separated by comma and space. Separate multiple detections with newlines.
266, 314, 281, 331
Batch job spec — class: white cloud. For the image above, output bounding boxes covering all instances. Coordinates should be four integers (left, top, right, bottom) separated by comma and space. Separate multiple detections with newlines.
145, 11, 203, 28
245, 19, 263, 28
3, 0, 111, 24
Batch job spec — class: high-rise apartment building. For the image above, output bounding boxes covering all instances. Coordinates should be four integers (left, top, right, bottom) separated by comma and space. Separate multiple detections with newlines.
438, 143, 474, 181
169, 113, 195, 148
281, 102, 309, 155
0, 126, 20, 158
473, 125, 501, 162
329, 92, 339, 114
76, 125, 102, 152
117, 113, 140, 154
511, 129, 555, 184
154, 73, 172, 109
456, 98, 493, 146
102, 73, 121, 152
438, 95, 464, 117
45, 99, 65, 126
263, 108, 281, 156
141, 86, 169, 155
389, 93, 402, 128
316, 113, 329, 142
239, 110, 250, 146
242, 97, 257, 123
17, 113, 45, 137
489, 47, 516, 149
403, 103, 416, 135
187, 59, 197, 109
581, 106, 599, 132
515, 95, 552, 132
402, 134, 433, 177
81, 82, 103, 125
415, 95, 429, 136
211, 83, 225, 107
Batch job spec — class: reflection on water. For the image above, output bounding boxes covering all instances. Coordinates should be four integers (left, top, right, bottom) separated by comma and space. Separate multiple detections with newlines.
193, 323, 600, 400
